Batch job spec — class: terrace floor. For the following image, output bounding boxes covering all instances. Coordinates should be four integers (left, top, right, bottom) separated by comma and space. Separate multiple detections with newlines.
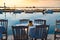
7, 34, 60, 40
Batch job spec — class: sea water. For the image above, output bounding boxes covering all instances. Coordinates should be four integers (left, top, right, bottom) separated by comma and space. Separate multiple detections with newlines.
0, 12, 60, 35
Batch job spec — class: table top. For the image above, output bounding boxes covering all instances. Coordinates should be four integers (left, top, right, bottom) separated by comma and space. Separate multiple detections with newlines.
14, 23, 41, 26
12, 23, 42, 29
13, 23, 49, 29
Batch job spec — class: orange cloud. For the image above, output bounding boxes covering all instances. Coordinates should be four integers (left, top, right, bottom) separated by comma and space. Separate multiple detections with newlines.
0, 0, 60, 7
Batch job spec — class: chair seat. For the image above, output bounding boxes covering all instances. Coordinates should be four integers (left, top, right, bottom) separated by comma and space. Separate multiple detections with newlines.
56, 37, 60, 39
2, 31, 6, 34
55, 29, 60, 32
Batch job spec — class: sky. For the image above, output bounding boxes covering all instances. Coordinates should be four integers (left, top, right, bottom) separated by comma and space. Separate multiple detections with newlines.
0, 0, 60, 7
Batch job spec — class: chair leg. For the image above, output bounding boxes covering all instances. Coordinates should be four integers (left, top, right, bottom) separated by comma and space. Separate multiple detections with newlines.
6, 33, 7, 40
54, 34, 56, 40
44, 36, 47, 40
35, 38, 37, 40
41, 39, 44, 40
45, 38, 47, 40
0, 38, 2, 40
0, 39, 1, 40
45, 34, 47, 40
31, 38, 33, 40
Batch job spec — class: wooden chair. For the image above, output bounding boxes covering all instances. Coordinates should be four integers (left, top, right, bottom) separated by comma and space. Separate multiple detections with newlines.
29, 25, 49, 40
12, 26, 28, 40
34, 19, 46, 25
54, 20, 60, 40
29, 19, 49, 40
0, 19, 8, 40
36, 25, 49, 40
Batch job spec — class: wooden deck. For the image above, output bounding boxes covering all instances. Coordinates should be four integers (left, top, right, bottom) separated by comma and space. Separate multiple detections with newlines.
7, 34, 58, 40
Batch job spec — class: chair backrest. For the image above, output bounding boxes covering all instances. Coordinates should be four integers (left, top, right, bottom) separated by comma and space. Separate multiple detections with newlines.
0, 19, 8, 31
20, 19, 30, 24
56, 20, 60, 28
35, 25, 49, 38
12, 26, 28, 40
34, 19, 46, 25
